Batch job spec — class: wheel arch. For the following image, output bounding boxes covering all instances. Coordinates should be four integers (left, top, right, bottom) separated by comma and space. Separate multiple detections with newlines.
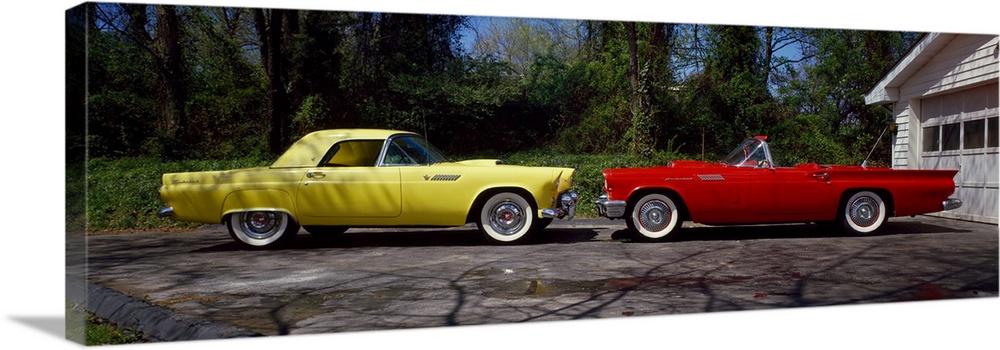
221, 189, 299, 223
837, 188, 896, 219
466, 186, 538, 223
626, 187, 690, 221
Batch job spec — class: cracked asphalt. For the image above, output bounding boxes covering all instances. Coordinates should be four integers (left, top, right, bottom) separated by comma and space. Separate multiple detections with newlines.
67, 216, 998, 341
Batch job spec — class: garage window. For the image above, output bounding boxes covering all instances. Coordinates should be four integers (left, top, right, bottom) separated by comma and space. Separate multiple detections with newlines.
924, 119, 996, 152
923, 126, 940, 152
989, 117, 999, 148
964, 119, 985, 149
941, 123, 961, 151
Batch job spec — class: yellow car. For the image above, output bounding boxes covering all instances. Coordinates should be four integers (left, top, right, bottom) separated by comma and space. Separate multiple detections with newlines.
158, 129, 578, 248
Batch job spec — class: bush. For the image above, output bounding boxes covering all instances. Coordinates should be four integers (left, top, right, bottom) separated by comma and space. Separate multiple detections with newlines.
500, 149, 683, 217
82, 149, 690, 230
84, 156, 274, 231
769, 114, 852, 166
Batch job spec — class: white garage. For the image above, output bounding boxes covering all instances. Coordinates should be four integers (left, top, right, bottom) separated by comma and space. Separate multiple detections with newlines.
865, 33, 999, 224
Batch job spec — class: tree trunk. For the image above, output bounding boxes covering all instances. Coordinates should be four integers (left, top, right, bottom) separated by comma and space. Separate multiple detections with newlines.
626, 22, 639, 117
255, 8, 291, 154
625, 22, 643, 151
154, 5, 187, 144
763, 27, 774, 87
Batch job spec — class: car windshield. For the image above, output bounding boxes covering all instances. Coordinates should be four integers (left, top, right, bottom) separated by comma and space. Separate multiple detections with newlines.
382, 135, 449, 166
720, 138, 767, 167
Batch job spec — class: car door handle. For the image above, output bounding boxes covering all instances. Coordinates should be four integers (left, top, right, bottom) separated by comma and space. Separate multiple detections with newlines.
812, 173, 830, 181
306, 172, 326, 179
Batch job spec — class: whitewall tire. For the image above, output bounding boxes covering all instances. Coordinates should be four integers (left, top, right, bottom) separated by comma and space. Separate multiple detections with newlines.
477, 192, 535, 244
627, 193, 681, 241
226, 211, 300, 248
841, 191, 887, 234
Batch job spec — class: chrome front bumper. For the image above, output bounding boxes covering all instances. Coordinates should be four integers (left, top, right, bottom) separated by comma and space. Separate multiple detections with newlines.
542, 190, 579, 219
942, 198, 963, 211
595, 194, 627, 219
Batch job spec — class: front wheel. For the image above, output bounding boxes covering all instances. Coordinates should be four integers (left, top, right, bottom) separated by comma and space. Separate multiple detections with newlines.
226, 211, 300, 249
477, 192, 535, 244
627, 193, 681, 241
840, 191, 887, 235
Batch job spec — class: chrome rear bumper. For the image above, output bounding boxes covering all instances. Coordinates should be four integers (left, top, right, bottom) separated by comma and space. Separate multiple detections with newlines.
157, 206, 174, 218
595, 194, 627, 219
942, 198, 963, 211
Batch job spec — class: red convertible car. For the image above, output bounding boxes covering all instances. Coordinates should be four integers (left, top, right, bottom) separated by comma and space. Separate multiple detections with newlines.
595, 136, 963, 240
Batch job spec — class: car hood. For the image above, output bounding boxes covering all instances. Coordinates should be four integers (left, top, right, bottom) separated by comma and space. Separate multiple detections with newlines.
450, 159, 504, 166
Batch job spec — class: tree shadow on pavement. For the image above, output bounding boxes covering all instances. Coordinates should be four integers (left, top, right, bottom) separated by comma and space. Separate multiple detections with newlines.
608, 220, 972, 243
194, 227, 602, 252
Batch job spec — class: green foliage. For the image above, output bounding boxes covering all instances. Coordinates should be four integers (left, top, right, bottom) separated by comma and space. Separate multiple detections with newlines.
499, 148, 684, 217
694, 25, 778, 149
79, 7, 924, 230
779, 29, 916, 164
66, 301, 145, 345
66, 160, 87, 233
769, 114, 852, 166
85, 29, 159, 158
85, 156, 274, 231
292, 94, 329, 140
87, 150, 690, 230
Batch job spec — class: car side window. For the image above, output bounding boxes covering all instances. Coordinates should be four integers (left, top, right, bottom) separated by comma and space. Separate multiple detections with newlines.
746, 146, 766, 165
384, 141, 420, 165
319, 140, 383, 167
381, 135, 447, 166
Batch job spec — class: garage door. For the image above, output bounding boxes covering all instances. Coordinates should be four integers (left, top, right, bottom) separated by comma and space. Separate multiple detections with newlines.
919, 83, 999, 224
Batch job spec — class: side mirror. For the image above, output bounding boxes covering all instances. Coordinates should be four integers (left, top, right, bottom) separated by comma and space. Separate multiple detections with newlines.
757, 160, 772, 169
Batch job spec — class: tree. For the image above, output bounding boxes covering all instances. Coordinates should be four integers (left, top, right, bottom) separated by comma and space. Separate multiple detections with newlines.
777, 29, 919, 164
77, 4, 925, 163
286, 10, 351, 138
684, 25, 775, 151
89, 3, 191, 158
471, 17, 584, 76
343, 13, 469, 143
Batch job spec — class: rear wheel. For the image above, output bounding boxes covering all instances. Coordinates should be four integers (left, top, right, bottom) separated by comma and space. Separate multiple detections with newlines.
840, 191, 887, 235
627, 193, 681, 241
226, 211, 300, 249
477, 192, 535, 244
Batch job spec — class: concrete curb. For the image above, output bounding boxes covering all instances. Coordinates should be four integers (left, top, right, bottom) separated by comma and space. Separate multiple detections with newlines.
66, 275, 261, 342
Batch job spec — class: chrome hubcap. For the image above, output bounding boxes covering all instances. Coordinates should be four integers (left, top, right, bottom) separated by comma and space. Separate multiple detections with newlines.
850, 197, 879, 227
489, 201, 525, 236
241, 211, 281, 239
638, 200, 670, 232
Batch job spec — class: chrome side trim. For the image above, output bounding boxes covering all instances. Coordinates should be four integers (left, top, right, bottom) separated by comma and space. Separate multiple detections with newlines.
942, 198, 963, 211
425, 174, 462, 181
697, 174, 726, 181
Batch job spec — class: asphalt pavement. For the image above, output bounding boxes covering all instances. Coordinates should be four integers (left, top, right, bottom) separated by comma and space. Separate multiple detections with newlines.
66, 216, 998, 343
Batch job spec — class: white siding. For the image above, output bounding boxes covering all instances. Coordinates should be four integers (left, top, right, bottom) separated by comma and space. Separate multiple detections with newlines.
890, 34, 999, 171
880, 34, 999, 224
897, 35, 999, 100
917, 81, 998, 224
